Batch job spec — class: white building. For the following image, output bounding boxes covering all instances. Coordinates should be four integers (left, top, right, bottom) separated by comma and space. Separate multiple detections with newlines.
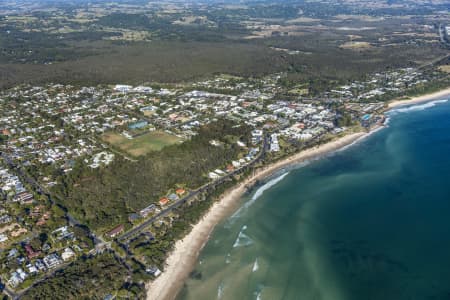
61, 247, 76, 261
208, 172, 221, 179
114, 85, 132, 93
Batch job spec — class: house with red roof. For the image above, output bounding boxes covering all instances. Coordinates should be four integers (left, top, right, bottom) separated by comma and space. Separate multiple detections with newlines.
175, 188, 186, 196
24, 244, 41, 259
159, 197, 169, 206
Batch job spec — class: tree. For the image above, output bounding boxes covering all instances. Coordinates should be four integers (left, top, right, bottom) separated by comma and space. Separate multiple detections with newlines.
29, 237, 43, 251
39, 232, 48, 244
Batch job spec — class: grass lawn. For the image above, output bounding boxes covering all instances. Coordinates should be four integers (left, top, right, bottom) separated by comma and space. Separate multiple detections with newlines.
102, 131, 182, 156
339, 41, 372, 50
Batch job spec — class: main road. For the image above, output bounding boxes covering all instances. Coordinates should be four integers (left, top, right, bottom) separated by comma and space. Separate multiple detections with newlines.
117, 128, 337, 244
117, 133, 269, 243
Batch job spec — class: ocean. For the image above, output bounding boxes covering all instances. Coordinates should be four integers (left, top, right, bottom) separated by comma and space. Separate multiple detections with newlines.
177, 98, 450, 300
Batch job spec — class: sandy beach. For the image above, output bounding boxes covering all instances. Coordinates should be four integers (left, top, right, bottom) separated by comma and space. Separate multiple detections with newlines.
388, 87, 450, 108
145, 131, 367, 300
145, 87, 450, 300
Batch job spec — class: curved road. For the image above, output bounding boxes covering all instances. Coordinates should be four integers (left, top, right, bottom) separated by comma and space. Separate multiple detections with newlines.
117, 133, 269, 243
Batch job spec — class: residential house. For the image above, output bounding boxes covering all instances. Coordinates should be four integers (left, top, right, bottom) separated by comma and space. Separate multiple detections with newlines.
159, 197, 169, 206
61, 247, 75, 261
106, 224, 124, 238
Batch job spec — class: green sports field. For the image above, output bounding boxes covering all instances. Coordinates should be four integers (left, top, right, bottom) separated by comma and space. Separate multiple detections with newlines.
102, 131, 182, 156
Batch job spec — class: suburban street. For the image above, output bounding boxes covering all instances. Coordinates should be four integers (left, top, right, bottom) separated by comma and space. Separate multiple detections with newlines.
0, 152, 103, 247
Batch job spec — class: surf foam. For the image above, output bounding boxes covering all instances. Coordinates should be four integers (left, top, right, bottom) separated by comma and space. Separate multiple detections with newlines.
252, 258, 259, 272
233, 225, 253, 248
227, 172, 289, 224
390, 99, 448, 114
217, 282, 225, 299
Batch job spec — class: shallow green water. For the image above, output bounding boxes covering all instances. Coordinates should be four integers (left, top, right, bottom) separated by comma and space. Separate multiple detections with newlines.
178, 98, 450, 300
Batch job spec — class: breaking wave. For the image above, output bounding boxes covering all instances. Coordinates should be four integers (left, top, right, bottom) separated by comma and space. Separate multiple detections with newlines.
255, 291, 262, 300
252, 258, 259, 272
225, 253, 231, 264
390, 99, 448, 114
233, 225, 253, 248
227, 172, 289, 224
253, 284, 264, 300
251, 172, 289, 202
217, 282, 225, 299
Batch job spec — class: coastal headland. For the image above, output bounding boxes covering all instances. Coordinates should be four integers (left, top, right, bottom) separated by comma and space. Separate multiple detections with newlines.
146, 87, 450, 300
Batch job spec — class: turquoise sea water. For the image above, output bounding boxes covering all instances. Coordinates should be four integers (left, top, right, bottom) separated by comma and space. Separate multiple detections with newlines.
177, 98, 450, 300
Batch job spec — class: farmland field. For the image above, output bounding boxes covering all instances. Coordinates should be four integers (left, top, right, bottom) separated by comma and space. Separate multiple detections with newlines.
102, 131, 182, 156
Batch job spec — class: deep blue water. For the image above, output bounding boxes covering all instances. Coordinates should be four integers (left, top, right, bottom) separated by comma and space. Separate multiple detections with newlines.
178, 98, 450, 300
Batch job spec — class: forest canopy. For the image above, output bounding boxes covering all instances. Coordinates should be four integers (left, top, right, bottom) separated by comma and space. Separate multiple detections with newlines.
51, 119, 252, 231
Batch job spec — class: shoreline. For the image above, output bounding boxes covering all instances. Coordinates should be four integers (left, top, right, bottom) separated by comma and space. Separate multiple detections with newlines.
146, 86, 450, 300
145, 131, 367, 300
388, 87, 450, 108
